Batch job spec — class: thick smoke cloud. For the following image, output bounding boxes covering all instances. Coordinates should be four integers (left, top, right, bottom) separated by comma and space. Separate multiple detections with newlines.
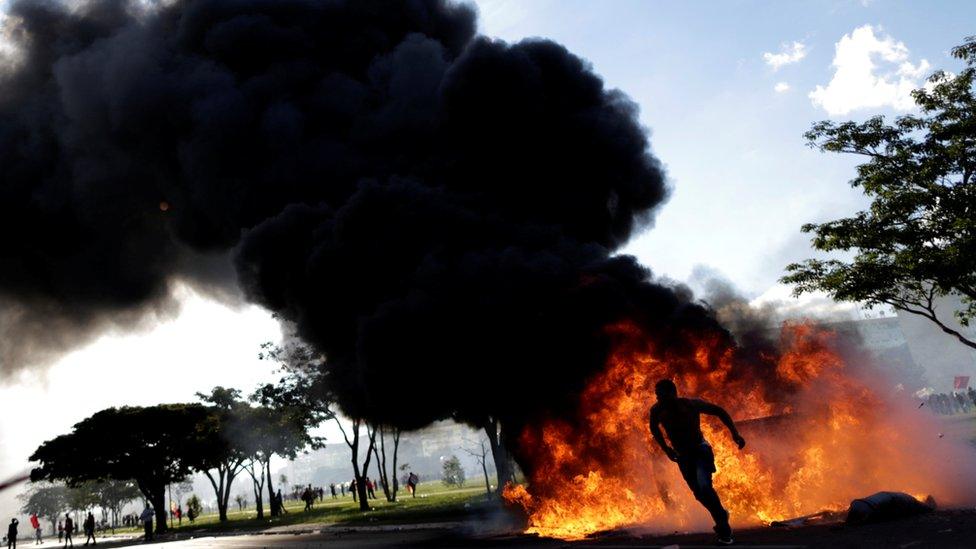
0, 0, 725, 434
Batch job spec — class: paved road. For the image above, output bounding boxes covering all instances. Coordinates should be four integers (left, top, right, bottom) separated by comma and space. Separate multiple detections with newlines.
81, 508, 976, 548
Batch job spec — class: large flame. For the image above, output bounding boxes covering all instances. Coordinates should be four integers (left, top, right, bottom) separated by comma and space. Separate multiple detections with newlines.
504, 321, 968, 540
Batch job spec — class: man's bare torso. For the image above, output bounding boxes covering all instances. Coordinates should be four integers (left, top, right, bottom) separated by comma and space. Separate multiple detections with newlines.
650, 397, 708, 453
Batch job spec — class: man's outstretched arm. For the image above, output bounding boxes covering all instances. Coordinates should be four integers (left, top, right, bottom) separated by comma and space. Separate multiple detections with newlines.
698, 401, 746, 449
649, 407, 679, 461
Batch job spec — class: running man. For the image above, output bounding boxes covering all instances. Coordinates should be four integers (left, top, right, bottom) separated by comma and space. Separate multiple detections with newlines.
649, 379, 746, 546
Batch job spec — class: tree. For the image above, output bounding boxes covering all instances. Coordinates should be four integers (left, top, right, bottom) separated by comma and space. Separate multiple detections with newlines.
470, 415, 516, 491
463, 437, 493, 495
195, 388, 251, 522
784, 36, 976, 349
170, 478, 194, 520
185, 495, 202, 523
254, 342, 332, 512
234, 493, 247, 511
19, 483, 68, 535
29, 404, 212, 534
369, 425, 402, 502
440, 455, 465, 488
91, 479, 140, 529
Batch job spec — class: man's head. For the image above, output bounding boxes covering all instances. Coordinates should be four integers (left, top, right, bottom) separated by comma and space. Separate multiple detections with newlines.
655, 379, 678, 403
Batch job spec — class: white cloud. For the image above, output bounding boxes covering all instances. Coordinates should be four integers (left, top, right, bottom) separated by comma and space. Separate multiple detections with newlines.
763, 41, 807, 70
774, 82, 791, 93
809, 25, 930, 116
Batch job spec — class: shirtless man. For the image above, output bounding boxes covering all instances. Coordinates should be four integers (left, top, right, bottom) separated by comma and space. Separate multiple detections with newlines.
649, 379, 746, 545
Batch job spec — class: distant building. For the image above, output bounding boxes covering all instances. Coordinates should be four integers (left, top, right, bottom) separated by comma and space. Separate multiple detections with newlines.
895, 294, 976, 392
825, 316, 926, 390
278, 420, 485, 487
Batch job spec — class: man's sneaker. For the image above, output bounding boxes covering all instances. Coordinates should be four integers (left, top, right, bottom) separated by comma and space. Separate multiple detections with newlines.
715, 525, 734, 545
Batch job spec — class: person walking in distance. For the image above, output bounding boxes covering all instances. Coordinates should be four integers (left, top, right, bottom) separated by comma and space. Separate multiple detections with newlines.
138, 505, 153, 543
649, 379, 746, 546
407, 472, 419, 498
29, 514, 40, 545
82, 512, 95, 546
7, 518, 18, 549
62, 515, 72, 548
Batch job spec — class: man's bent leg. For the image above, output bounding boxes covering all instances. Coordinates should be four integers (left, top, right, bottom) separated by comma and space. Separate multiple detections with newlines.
677, 449, 731, 535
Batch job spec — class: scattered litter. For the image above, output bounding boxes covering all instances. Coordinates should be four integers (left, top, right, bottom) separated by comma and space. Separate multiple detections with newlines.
770, 510, 844, 528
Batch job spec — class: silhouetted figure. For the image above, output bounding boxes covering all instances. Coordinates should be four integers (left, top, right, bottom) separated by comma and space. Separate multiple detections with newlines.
329, 483, 337, 499
302, 485, 314, 511
138, 504, 153, 542
62, 515, 73, 548
407, 472, 419, 498
7, 518, 18, 549
649, 379, 745, 546
275, 490, 287, 514
365, 477, 376, 499
83, 512, 95, 546
340, 483, 345, 497
350, 479, 357, 502
57, 521, 63, 543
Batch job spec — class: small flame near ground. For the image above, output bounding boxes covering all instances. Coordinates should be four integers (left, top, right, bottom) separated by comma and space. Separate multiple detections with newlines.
503, 321, 973, 540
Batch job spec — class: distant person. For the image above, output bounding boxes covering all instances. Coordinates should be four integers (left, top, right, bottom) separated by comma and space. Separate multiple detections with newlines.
302, 485, 313, 511
82, 512, 95, 546
138, 505, 153, 543
7, 518, 18, 549
275, 490, 287, 515
62, 515, 72, 548
365, 477, 375, 499
407, 472, 419, 498
649, 379, 746, 546
329, 483, 337, 499
350, 479, 357, 502
57, 521, 63, 543
340, 483, 345, 497
29, 514, 40, 545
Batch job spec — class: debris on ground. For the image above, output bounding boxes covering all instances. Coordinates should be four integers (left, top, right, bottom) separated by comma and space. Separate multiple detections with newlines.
845, 491, 935, 525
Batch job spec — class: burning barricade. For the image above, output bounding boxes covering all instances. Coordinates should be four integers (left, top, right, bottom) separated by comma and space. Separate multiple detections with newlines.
503, 321, 973, 540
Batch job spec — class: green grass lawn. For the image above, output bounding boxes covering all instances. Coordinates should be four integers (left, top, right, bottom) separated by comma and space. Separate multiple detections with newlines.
114, 478, 496, 536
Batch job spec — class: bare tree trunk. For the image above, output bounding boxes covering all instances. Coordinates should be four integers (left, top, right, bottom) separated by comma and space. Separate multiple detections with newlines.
482, 418, 513, 491
245, 461, 265, 519
371, 425, 394, 502
264, 458, 277, 517
480, 450, 492, 495
358, 424, 378, 510
391, 429, 401, 501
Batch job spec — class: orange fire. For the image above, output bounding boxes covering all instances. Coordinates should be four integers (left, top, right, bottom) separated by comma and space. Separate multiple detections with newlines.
504, 320, 967, 540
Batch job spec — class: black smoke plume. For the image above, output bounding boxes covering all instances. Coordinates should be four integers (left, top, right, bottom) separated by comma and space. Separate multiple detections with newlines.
0, 0, 730, 434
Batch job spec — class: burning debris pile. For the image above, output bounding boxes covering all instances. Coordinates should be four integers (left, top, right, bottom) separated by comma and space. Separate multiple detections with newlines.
503, 320, 974, 540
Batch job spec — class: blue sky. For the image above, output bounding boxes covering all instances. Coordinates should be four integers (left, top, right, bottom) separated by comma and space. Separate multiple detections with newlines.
471, 0, 975, 299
